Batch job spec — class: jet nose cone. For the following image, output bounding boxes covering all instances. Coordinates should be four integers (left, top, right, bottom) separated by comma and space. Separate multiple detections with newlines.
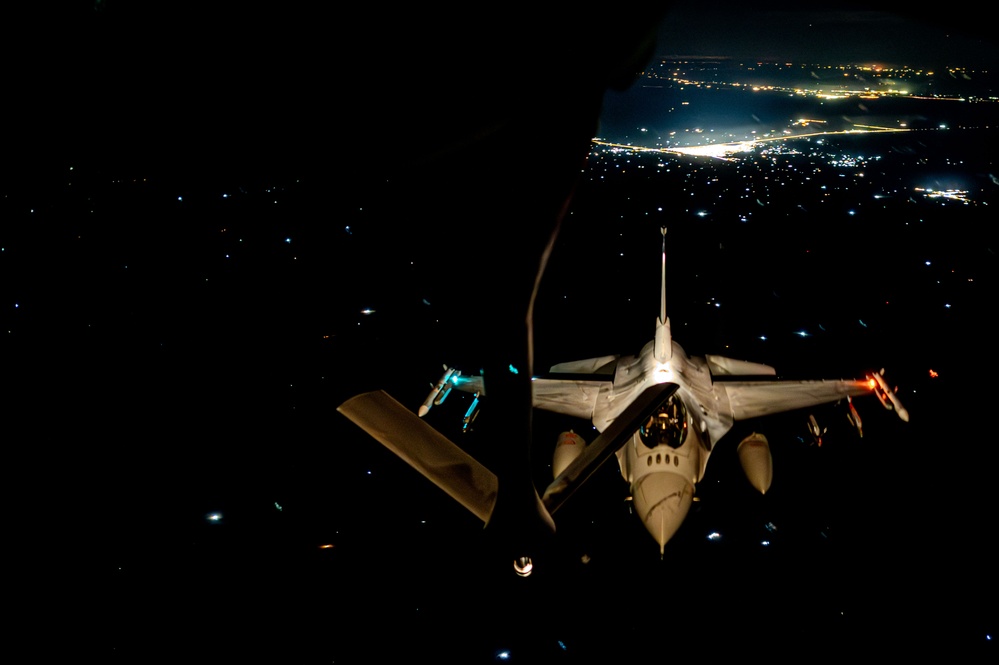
632, 472, 695, 553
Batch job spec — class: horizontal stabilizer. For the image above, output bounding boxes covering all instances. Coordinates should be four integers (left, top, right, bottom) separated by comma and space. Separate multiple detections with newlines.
707, 354, 777, 376
548, 355, 619, 375
542, 382, 678, 515
338, 390, 499, 523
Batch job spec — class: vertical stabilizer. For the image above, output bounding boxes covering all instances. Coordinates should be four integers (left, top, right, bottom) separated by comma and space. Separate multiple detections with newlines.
654, 227, 672, 363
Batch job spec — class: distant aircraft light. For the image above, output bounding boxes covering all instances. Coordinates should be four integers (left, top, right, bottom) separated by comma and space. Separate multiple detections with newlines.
707, 532, 722, 541
761, 540, 771, 546
495, 650, 512, 660
796, 330, 809, 337
206, 513, 222, 522
361, 308, 375, 315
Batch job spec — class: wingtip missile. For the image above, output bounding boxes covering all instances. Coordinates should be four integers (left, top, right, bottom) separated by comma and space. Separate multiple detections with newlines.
419, 366, 459, 417
807, 414, 826, 447
846, 395, 864, 437
870, 369, 910, 422
462, 394, 481, 432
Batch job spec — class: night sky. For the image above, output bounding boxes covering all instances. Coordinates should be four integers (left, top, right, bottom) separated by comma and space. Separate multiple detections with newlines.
5, 4, 997, 662
657, 4, 999, 67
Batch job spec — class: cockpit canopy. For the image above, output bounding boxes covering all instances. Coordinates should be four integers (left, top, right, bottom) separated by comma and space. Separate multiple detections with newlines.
639, 394, 688, 449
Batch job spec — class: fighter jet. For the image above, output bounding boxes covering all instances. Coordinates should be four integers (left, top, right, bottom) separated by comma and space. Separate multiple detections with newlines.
338, 227, 907, 572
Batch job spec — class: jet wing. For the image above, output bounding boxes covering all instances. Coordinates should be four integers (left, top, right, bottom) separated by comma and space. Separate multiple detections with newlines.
530, 376, 609, 420
528, 355, 619, 420
419, 356, 617, 421
716, 377, 873, 421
